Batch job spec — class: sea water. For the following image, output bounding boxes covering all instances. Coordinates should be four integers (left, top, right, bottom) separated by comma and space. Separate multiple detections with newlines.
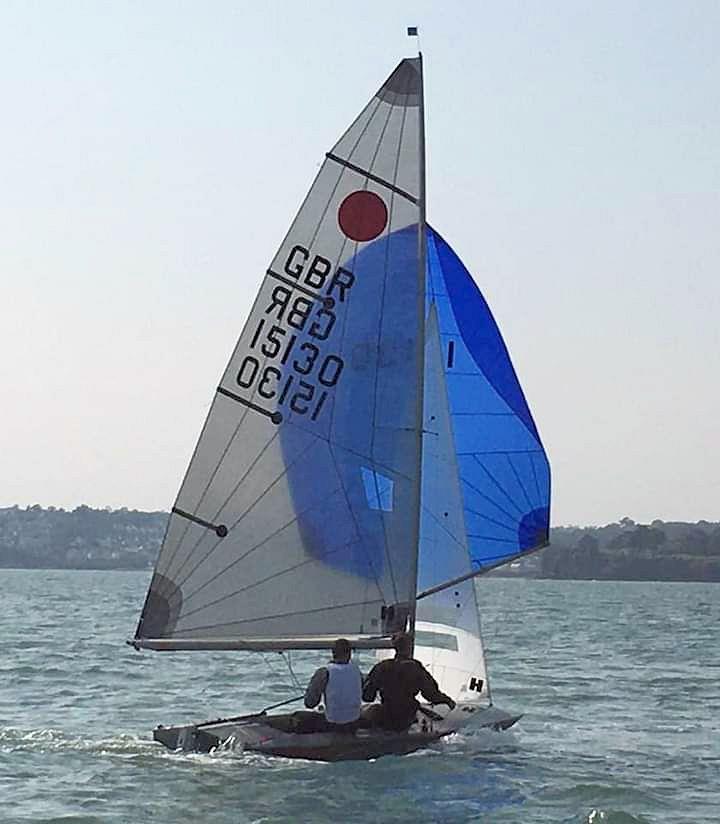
0, 571, 717, 824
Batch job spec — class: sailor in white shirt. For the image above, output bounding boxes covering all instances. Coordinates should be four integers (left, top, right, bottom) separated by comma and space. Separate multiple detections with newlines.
304, 638, 362, 732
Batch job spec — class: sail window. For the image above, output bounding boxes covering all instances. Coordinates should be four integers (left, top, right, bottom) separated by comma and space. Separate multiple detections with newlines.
361, 467, 394, 512
414, 630, 459, 651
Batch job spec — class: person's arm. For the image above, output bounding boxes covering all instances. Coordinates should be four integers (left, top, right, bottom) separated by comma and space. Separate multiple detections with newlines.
416, 663, 456, 709
304, 667, 328, 709
362, 663, 380, 702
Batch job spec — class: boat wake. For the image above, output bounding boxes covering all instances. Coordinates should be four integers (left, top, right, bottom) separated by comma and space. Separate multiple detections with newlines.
413, 726, 520, 761
0, 726, 162, 757
0, 723, 519, 768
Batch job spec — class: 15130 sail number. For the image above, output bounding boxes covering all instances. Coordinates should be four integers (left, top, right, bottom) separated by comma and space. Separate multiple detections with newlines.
235, 335, 344, 421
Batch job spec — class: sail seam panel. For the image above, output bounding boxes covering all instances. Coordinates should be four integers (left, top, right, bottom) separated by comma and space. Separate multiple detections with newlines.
174, 436, 317, 589
167, 428, 281, 581
159, 394, 254, 580
175, 599, 381, 634
177, 538, 366, 627
328, 90, 381, 157
529, 451, 543, 502
471, 456, 525, 516
462, 506, 518, 534
461, 477, 521, 527
507, 453, 534, 510
467, 535, 517, 543
179, 483, 353, 604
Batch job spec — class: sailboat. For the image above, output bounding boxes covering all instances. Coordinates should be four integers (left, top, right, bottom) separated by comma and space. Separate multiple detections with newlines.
130, 49, 550, 762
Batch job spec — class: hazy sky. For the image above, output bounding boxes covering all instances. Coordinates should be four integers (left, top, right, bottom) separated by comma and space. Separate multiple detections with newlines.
2, 1, 718, 526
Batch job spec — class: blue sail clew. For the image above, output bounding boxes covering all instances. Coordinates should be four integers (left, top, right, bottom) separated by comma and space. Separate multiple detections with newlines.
426, 226, 551, 571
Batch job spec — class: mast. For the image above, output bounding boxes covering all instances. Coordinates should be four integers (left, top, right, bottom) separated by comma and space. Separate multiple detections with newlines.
408, 45, 427, 654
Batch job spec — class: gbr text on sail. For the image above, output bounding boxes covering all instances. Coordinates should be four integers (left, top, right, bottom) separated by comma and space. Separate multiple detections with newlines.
232, 244, 355, 423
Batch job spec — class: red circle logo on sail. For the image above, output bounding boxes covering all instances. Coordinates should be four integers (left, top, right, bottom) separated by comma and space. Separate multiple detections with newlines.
338, 191, 388, 242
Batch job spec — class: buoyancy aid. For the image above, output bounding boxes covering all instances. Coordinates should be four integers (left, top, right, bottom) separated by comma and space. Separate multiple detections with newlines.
324, 661, 362, 723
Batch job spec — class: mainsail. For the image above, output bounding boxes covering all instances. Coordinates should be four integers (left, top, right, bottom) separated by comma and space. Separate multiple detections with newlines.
134, 58, 426, 650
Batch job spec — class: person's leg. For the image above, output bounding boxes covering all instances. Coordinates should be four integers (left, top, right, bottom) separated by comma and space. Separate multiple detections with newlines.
327, 720, 359, 734
289, 711, 328, 733
360, 704, 384, 728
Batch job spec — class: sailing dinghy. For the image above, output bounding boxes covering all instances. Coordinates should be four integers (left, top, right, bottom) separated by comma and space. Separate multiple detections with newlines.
130, 49, 550, 762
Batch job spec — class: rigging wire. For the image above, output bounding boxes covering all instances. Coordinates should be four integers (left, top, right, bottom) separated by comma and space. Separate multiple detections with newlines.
281, 650, 304, 693
259, 650, 304, 695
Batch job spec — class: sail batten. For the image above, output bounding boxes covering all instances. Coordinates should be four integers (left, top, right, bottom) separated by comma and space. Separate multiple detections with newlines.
325, 152, 419, 203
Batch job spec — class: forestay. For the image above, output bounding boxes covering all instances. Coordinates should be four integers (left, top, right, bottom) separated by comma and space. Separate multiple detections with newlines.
134, 59, 426, 650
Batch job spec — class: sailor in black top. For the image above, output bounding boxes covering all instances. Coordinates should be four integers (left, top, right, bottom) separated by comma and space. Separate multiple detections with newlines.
362, 632, 456, 731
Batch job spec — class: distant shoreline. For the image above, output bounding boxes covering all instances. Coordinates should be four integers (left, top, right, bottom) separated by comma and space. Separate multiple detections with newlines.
2, 567, 718, 585
2, 506, 718, 582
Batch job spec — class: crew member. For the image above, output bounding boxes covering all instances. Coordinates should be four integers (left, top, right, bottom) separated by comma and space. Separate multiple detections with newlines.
304, 637, 362, 732
362, 631, 456, 731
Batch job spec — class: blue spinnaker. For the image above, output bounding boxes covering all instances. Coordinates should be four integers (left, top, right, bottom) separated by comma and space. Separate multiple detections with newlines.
280, 224, 421, 595
426, 227, 550, 571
